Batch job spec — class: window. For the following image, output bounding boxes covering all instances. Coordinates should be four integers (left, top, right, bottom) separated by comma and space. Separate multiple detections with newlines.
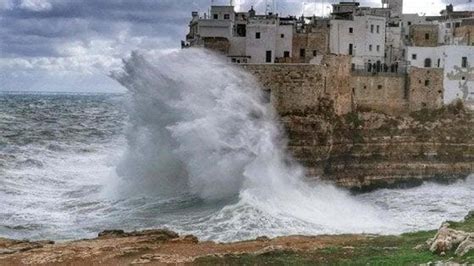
462, 57, 468, 68
446, 23, 451, 28
213, 14, 218, 19
265, 51, 272, 63
378, 85, 383, 90
437, 59, 441, 67
377, 25, 380, 33
455, 22, 461, 28
371, 25, 374, 33
284, 51, 290, 58
300, 49, 306, 58
256, 32, 261, 39
424, 58, 432, 68
280, 34, 285, 38
313, 50, 317, 56
349, 44, 353, 55
369, 45, 373, 51
412, 54, 417, 60
236, 24, 246, 37
425, 33, 430, 40
224, 14, 230, 20
349, 27, 353, 33
376, 45, 380, 52
408, 21, 412, 26
425, 80, 430, 86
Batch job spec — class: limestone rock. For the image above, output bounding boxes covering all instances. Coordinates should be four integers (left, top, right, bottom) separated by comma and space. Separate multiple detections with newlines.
428, 223, 472, 255
455, 236, 474, 257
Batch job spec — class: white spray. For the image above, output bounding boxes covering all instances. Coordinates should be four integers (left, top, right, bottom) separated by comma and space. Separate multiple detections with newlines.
113, 49, 397, 240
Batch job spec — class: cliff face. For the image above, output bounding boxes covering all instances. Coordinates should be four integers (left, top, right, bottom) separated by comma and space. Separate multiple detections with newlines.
282, 101, 474, 191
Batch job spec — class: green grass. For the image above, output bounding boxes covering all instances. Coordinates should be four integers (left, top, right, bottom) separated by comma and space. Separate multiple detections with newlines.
193, 214, 474, 265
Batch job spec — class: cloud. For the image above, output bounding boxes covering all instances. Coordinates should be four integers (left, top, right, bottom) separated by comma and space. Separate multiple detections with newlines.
19, 0, 52, 11
0, 0, 471, 92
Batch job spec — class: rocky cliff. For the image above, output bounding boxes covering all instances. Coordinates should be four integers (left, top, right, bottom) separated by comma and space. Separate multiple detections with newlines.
282, 100, 474, 192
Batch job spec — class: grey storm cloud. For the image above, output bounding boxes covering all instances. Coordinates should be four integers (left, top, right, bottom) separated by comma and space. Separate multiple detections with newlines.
0, 0, 471, 92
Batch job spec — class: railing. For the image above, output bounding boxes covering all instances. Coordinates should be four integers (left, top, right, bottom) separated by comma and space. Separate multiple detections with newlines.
352, 64, 408, 76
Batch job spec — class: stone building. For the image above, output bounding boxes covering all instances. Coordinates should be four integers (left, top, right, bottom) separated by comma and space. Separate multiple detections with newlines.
329, 15, 386, 69
184, 1, 474, 112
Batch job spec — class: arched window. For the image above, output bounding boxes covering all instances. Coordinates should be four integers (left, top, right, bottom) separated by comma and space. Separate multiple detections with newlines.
424, 58, 432, 68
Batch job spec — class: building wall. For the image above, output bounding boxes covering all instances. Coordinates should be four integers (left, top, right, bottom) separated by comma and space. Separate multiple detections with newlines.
292, 26, 329, 63
407, 45, 474, 107
408, 68, 444, 110
444, 45, 474, 107
386, 25, 403, 64
409, 24, 439, 47
387, 0, 403, 18
246, 18, 278, 63
275, 24, 293, 59
330, 15, 386, 66
241, 55, 352, 115
351, 74, 408, 114
407, 46, 444, 68
198, 19, 233, 39
454, 25, 474, 46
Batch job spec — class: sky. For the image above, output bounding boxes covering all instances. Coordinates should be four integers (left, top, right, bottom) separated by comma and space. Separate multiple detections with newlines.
0, 0, 472, 93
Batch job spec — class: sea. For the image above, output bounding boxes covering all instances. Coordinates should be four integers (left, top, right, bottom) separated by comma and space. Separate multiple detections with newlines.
1, 49, 472, 243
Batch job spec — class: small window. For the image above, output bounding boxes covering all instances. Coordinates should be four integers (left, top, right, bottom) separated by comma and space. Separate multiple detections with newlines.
224, 14, 230, 20
376, 45, 380, 52
369, 45, 373, 51
425, 80, 430, 86
300, 49, 306, 58
280, 34, 285, 38
424, 58, 432, 68
213, 14, 219, 19
462, 76, 466, 80
313, 50, 317, 56
284, 51, 290, 58
349, 44, 353, 55
425, 33, 430, 40
412, 54, 417, 60
437, 59, 441, 67
455, 22, 461, 28
408, 21, 412, 26
378, 85, 383, 90
256, 32, 261, 39
371, 25, 374, 33
446, 23, 451, 28
462, 57, 468, 68
349, 27, 353, 33
377, 25, 380, 33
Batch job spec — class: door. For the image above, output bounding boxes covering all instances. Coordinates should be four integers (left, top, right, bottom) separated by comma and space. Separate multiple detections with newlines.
266, 51, 272, 63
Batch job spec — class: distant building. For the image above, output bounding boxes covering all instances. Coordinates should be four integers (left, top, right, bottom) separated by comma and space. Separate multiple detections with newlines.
184, 1, 474, 109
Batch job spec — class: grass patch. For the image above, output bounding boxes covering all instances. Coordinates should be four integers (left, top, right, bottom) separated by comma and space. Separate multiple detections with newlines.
194, 214, 474, 265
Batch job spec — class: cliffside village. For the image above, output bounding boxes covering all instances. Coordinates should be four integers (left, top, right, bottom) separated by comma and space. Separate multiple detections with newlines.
184, 1, 474, 115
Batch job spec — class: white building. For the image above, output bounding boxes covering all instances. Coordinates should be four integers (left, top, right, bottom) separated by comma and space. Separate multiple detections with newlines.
245, 15, 293, 64
407, 45, 474, 107
330, 15, 386, 68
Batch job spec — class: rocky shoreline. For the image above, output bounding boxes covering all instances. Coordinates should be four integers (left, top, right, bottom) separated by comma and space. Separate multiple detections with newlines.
1, 212, 472, 265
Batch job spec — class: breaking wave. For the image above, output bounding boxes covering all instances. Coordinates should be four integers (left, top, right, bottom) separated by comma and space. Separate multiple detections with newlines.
112, 49, 397, 239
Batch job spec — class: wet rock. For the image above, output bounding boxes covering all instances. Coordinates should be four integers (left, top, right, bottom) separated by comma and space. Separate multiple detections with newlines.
98, 229, 179, 242
98, 230, 126, 238
256, 236, 270, 242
